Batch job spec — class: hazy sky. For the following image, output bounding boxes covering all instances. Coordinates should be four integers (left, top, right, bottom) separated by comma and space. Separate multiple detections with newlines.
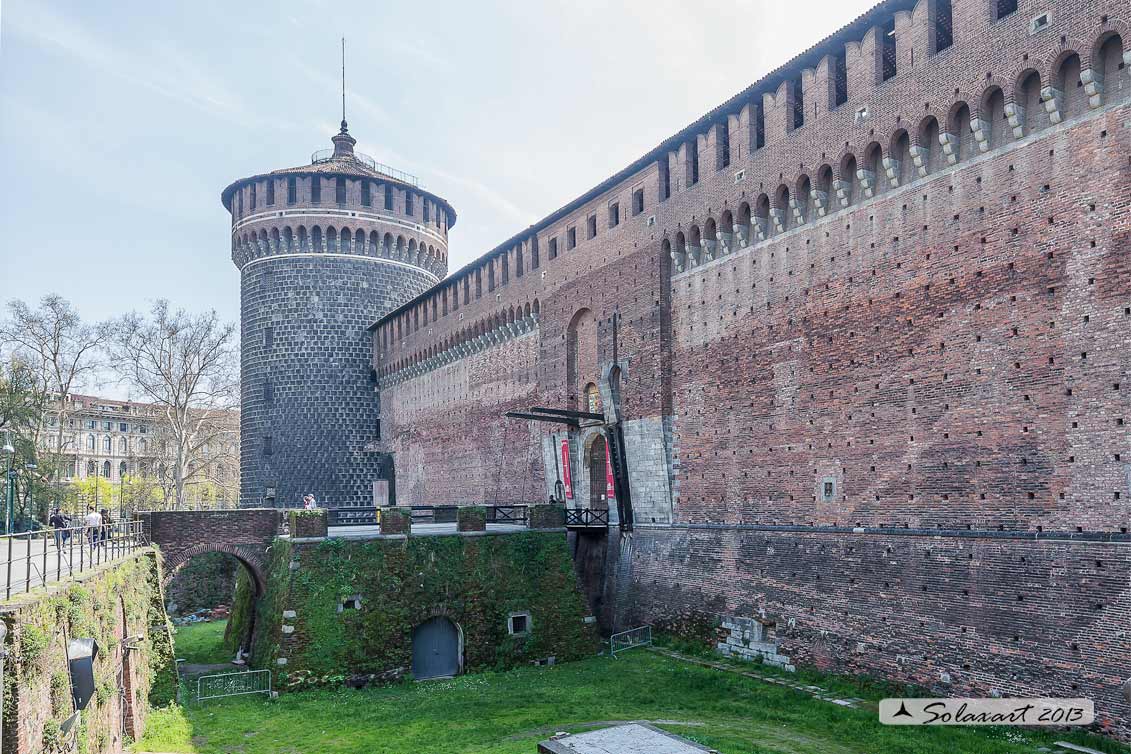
1, 0, 875, 326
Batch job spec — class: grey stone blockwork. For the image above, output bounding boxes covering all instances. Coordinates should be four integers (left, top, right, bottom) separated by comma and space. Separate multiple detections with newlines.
240, 255, 434, 508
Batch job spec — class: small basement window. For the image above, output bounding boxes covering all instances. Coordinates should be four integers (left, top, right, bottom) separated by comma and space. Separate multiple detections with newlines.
508, 612, 531, 636
337, 594, 362, 612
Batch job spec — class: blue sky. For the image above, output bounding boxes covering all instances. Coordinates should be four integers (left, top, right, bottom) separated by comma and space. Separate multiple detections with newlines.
1, 0, 874, 326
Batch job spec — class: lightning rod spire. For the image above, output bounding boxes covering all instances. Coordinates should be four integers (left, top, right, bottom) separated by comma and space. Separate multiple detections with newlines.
340, 37, 347, 133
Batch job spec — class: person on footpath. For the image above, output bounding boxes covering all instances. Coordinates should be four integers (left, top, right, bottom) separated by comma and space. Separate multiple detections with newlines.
302, 493, 318, 510
49, 508, 70, 547
83, 506, 102, 547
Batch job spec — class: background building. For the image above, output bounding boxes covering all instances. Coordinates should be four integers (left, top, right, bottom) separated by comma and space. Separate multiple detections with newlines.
222, 121, 456, 508
37, 393, 239, 511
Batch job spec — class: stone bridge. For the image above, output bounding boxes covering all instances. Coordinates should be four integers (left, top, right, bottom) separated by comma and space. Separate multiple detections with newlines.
136, 508, 282, 595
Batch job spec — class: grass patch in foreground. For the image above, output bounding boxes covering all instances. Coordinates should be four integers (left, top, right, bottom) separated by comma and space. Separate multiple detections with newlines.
173, 620, 231, 665
134, 651, 1130, 754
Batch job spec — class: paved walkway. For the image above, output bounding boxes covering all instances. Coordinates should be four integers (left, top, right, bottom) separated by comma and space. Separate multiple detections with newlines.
0, 533, 141, 598
647, 647, 868, 710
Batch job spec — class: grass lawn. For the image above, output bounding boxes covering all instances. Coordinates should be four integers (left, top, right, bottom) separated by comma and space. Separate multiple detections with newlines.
134, 650, 1129, 754
173, 620, 231, 666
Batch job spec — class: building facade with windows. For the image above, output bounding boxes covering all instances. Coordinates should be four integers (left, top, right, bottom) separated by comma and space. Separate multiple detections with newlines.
38, 393, 239, 507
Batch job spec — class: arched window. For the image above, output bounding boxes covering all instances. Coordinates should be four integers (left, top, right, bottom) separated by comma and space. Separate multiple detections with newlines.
103, 435, 111, 452
119, 461, 128, 478
585, 383, 602, 414
87, 460, 96, 477
139, 438, 147, 453
102, 460, 112, 478
119, 437, 128, 453
87, 434, 95, 450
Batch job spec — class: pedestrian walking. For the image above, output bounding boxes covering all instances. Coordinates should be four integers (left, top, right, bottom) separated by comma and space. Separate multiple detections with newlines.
49, 508, 69, 548
83, 506, 102, 547
302, 493, 318, 510
100, 508, 113, 547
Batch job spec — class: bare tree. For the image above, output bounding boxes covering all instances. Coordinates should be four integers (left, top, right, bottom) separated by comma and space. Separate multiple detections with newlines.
1, 295, 106, 519
105, 301, 238, 508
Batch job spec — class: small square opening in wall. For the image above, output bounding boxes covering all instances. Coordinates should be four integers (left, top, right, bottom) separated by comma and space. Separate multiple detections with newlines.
820, 477, 836, 502
508, 611, 532, 636
337, 594, 362, 613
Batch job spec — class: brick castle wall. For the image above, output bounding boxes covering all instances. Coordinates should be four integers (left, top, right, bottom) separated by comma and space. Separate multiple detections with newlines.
363, 0, 1130, 736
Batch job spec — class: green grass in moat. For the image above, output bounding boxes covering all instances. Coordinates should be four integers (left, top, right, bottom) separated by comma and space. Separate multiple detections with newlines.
134, 650, 1130, 754
172, 619, 231, 666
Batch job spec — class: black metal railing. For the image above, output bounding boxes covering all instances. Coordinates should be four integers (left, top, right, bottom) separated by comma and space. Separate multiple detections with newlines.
326, 508, 378, 526
323, 505, 532, 529
486, 505, 528, 526
565, 508, 609, 528
1, 520, 147, 600
310, 149, 423, 188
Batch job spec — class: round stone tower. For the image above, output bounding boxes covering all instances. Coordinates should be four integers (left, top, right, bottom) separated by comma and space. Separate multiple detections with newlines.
222, 121, 455, 508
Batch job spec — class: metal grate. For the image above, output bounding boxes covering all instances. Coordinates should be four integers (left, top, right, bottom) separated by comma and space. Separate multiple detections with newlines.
610, 625, 652, 656
196, 670, 271, 702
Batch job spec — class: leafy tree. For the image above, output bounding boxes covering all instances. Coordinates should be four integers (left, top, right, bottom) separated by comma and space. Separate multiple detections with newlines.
105, 301, 238, 509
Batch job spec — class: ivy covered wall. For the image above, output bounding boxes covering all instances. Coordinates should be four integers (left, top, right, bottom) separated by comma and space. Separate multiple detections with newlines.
253, 532, 598, 684
2, 550, 176, 754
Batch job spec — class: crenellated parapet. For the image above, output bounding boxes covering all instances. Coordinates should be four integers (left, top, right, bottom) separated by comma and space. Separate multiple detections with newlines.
377, 309, 540, 389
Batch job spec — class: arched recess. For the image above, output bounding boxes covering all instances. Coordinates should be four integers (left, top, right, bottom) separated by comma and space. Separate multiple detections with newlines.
585, 431, 610, 512
1094, 33, 1127, 105
162, 542, 267, 655
566, 308, 597, 410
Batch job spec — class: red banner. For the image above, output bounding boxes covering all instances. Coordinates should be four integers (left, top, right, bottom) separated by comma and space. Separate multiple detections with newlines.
605, 442, 616, 500
560, 438, 573, 499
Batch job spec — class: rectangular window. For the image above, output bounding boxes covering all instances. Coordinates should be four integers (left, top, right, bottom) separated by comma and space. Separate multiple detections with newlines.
881, 19, 897, 81
103, 421, 112, 431
237, 190, 243, 217
250, 182, 257, 210
716, 120, 730, 169
833, 50, 848, 106
658, 158, 671, 201
423, 201, 430, 223
791, 74, 805, 128
516, 244, 524, 277
310, 177, 321, 203
361, 181, 371, 206
384, 185, 394, 210
688, 139, 699, 185
264, 380, 274, 403
632, 188, 644, 216
405, 192, 414, 216
608, 202, 620, 228
586, 215, 597, 240
263, 435, 273, 456
475, 269, 482, 298
548, 237, 558, 259
335, 176, 346, 204
753, 104, 765, 150
531, 236, 540, 269
994, 0, 1016, 20
119, 422, 128, 432
264, 326, 274, 352
567, 226, 577, 250
501, 254, 509, 284
287, 176, 297, 204
933, 0, 953, 52
266, 180, 275, 206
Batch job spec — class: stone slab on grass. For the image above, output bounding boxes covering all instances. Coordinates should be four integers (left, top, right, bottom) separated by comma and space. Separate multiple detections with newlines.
538, 723, 717, 753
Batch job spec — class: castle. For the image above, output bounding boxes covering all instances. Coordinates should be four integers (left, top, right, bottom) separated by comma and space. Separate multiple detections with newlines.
225, 0, 1131, 737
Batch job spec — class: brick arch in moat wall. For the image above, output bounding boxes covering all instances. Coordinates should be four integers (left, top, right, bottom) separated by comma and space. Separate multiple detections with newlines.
136, 509, 281, 593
